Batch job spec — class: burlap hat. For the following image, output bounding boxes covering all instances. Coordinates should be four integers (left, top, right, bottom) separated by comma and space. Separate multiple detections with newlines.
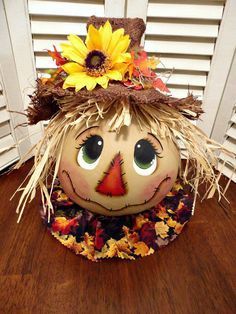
27, 16, 203, 124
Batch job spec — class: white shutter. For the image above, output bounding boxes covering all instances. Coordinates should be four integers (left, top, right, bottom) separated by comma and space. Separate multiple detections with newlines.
219, 107, 236, 182
144, 0, 226, 99
28, 0, 105, 75
0, 72, 20, 171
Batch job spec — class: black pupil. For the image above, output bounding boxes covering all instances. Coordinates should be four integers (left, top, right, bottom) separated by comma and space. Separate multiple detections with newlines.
84, 135, 103, 160
134, 139, 155, 164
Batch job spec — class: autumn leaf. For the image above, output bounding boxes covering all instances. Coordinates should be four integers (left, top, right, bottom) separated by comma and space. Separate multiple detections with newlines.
166, 218, 177, 228
148, 56, 160, 69
133, 242, 149, 257
153, 78, 170, 93
47, 45, 67, 66
52, 217, 78, 235
80, 233, 96, 261
134, 214, 149, 229
155, 221, 169, 239
175, 223, 184, 235
157, 205, 170, 220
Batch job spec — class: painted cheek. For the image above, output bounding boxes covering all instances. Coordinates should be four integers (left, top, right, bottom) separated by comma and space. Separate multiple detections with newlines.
59, 162, 91, 199
141, 175, 163, 201
140, 171, 176, 201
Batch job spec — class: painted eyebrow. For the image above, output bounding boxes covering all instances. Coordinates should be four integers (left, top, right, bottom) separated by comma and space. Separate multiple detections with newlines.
147, 133, 163, 151
75, 126, 99, 140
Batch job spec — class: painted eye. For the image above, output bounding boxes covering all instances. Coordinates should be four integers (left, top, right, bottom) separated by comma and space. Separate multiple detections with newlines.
77, 135, 103, 170
133, 139, 157, 176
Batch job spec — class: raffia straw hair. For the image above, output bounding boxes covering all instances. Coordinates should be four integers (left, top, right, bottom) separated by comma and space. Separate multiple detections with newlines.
14, 97, 236, 222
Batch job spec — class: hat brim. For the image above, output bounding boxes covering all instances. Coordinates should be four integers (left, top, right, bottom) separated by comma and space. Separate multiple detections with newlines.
27, 79, 203, 125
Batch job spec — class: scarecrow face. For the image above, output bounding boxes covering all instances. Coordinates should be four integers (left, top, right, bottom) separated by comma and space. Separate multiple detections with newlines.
58, 118, 180, 216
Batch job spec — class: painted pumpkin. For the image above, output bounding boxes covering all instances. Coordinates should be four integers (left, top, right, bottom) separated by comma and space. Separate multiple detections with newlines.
58, 115, 180, 216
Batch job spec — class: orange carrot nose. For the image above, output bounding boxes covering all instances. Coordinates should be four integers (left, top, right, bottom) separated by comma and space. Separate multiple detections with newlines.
96, 153, 127, 196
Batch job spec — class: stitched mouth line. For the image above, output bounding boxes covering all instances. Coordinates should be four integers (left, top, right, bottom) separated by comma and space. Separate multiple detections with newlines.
62, 169, 171, 212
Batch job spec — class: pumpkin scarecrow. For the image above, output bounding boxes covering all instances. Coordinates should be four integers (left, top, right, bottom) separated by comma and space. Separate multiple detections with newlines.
14, 16, 235, 261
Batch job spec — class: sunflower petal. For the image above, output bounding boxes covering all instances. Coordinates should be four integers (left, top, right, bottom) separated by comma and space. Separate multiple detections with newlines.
75, 81, 87, 91
60, 44, 84, 64
86, 24, 102, 50
62, 62, 84, 74
110, 35, 131, 61
113, 62, 129, 76
99, 20, 112, 52
96, 76, 109, 89
63, 72, 87, 89
84, 77, 97, 91
67, 34, 88, 58
107, 28, 125, 55
106, 70, 122, 81
113, 52, 131, 65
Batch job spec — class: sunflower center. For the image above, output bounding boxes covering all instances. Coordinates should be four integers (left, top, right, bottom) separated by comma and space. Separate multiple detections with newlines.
85, 50, 111, 77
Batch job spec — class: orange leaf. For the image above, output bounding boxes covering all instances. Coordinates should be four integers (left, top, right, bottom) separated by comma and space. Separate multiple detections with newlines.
153, 78, 170, 93
133, 242, 149, 256
47, 45, 67, 66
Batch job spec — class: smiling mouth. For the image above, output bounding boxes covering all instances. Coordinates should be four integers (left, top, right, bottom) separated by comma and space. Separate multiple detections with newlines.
62, 170, 171, 212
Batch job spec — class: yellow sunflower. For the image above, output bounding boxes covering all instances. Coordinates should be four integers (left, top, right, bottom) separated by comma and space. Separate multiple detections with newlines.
60, 21, 131, 91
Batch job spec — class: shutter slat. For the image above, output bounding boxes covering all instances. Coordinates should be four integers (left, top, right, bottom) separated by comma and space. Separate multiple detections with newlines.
169, 88, 203, 99
223, 137, 236, 154
0, 122, 11, 139
0, 95, 5, 108
226, 124, 236, 140
145, 39, 214, 56
147, 3, 224, 20
230, 113, 236, 124
31, 20, 87, 35
0, 134, 19, 170
219, 152, 236, 167
28, 1, 104, 17
218, 162, 236, 182
166, 73, 206, 87
0, 108, 10, 124
146, 21, 219, 38
159, 56, 210, 72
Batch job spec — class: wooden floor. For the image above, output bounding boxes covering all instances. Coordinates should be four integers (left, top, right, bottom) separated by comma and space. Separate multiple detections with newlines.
0, 160, 235, 314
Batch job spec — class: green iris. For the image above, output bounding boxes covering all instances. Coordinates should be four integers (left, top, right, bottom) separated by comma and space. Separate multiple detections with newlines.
82, 135, 103, 164
134, 139, 156, 169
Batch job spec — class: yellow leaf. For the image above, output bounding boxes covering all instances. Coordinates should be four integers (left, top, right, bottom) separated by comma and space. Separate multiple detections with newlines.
155, 221, 169, 239
133, 242, 149, 257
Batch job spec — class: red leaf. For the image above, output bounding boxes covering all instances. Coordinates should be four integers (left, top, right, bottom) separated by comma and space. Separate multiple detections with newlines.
94, 229, 105, 250
47, 45, 67, 66
153, 78, 170, 93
